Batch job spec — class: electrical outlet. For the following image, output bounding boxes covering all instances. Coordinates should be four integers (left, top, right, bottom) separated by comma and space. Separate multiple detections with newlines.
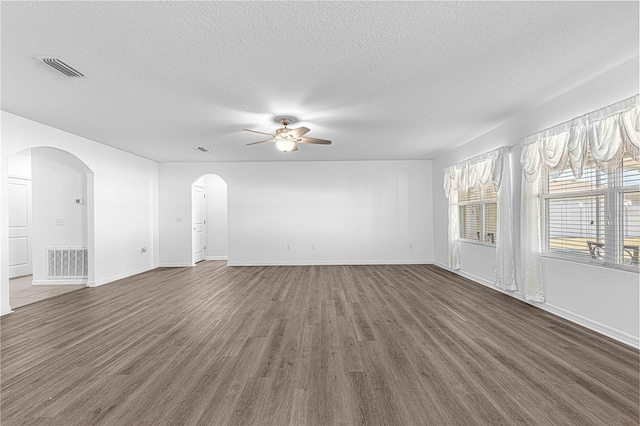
311, 244, 315, 250
409, 243, 413, 249
141, 247, 147, 253
287, 244, 291, 250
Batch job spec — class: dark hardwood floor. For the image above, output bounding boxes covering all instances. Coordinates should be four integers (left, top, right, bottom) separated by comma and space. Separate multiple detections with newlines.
1, 262, 638, 425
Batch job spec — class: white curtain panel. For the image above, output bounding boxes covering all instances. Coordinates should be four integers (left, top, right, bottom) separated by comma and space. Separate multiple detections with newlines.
447, 189, 461, 270
495, 149, 517, 291
444, 168, 461, 270
444, 147, 516, 291
519, 95, 639, 302
519, 170, 543, 302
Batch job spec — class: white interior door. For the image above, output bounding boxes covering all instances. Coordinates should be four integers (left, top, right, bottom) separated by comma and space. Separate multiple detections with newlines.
8, 177, 32, 278
192, 185, 207, 264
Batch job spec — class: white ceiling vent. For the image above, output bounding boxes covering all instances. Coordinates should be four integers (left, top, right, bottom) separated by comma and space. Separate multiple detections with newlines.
36, 57, 86, 77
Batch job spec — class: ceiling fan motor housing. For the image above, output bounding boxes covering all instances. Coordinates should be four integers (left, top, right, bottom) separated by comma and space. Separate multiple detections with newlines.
273, 116, 297, 126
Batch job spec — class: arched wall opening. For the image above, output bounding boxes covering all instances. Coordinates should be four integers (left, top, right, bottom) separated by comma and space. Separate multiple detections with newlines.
6, 147, 94, 309
191, 174, 228, 265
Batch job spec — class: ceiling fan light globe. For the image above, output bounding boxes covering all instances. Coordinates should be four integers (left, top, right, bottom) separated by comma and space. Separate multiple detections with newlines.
276, 140, 297, 152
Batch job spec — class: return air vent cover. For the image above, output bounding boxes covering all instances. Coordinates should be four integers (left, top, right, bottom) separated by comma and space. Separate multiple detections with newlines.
36, 57, 86, 77
47, 247, 88, 278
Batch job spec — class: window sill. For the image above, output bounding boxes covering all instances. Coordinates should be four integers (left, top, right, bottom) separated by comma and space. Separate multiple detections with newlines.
541, 252, 639, 274
459, 239, 496, 248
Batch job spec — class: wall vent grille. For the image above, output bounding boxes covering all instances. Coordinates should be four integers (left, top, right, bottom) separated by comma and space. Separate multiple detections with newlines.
36, 57, 86, 77
47, 247, 88, 278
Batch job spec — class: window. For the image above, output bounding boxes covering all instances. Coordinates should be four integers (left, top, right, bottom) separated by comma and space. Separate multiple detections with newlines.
543, 152, 640, 268
459, 184, 497, 245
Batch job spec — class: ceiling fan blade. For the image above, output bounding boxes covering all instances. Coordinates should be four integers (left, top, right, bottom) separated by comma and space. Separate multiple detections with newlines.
299, 137, 332, 145
290, 143, 299, 152
244, 129, 275, 137
289, 127, 310, 137
246, 139, 275, 146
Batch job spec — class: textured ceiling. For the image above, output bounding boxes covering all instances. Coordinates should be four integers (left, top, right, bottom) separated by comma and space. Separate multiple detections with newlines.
2, 1, 638, 163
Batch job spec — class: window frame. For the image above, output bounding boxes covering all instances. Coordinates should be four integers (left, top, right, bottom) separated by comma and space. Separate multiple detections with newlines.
541, 156, 639, 272
458, 186, 498, 247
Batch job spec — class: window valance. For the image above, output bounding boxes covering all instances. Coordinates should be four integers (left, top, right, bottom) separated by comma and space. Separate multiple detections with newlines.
521, 95, 639, 182
444, 147, 506, 197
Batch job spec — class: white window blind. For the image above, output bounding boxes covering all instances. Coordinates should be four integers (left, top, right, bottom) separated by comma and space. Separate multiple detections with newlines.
459, 184, 497, 245
622, 156, 640, 266
460, 204, 482, 241
542, 153, 640, 268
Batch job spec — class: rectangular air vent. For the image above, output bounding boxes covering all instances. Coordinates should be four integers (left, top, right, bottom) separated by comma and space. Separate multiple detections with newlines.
47, 247, 88, 278
36, 57, 86, 77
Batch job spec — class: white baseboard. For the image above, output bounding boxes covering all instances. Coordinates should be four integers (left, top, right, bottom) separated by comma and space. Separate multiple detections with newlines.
537, 303, 639, 349
432, 261, 639, 349
32, 279, 88, 286
88, 264, 158, 288
1, 306, 13, 316
227, 260, 432, 267
433, 260, 524, 300
206, 256, 228, 260
433, 260, 497, 288
158, 262, 193, 268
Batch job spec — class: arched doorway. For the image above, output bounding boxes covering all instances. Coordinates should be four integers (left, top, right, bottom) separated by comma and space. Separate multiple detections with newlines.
191, 174, 228, 265
7, 147, 93, 309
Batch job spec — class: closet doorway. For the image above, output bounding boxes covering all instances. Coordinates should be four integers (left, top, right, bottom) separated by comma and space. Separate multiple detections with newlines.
191, 174, 228, 265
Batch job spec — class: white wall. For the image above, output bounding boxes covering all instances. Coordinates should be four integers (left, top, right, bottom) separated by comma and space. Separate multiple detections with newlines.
432, 57, 640, 347
31, 147, 88, 283
159, 160, 433, 266
7, 151, 31, 179
1, 111, 159, 315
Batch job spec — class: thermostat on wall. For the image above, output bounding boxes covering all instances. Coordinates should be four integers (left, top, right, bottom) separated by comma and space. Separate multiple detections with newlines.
75, 198, 83, 205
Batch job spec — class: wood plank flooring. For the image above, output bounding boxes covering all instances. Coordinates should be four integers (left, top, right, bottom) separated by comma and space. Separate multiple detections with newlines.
9, 275, 85, 309
1, 262, 638, 425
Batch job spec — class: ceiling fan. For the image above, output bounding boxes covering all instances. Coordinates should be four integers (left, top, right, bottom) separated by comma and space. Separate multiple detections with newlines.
244, 117, 331, 152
